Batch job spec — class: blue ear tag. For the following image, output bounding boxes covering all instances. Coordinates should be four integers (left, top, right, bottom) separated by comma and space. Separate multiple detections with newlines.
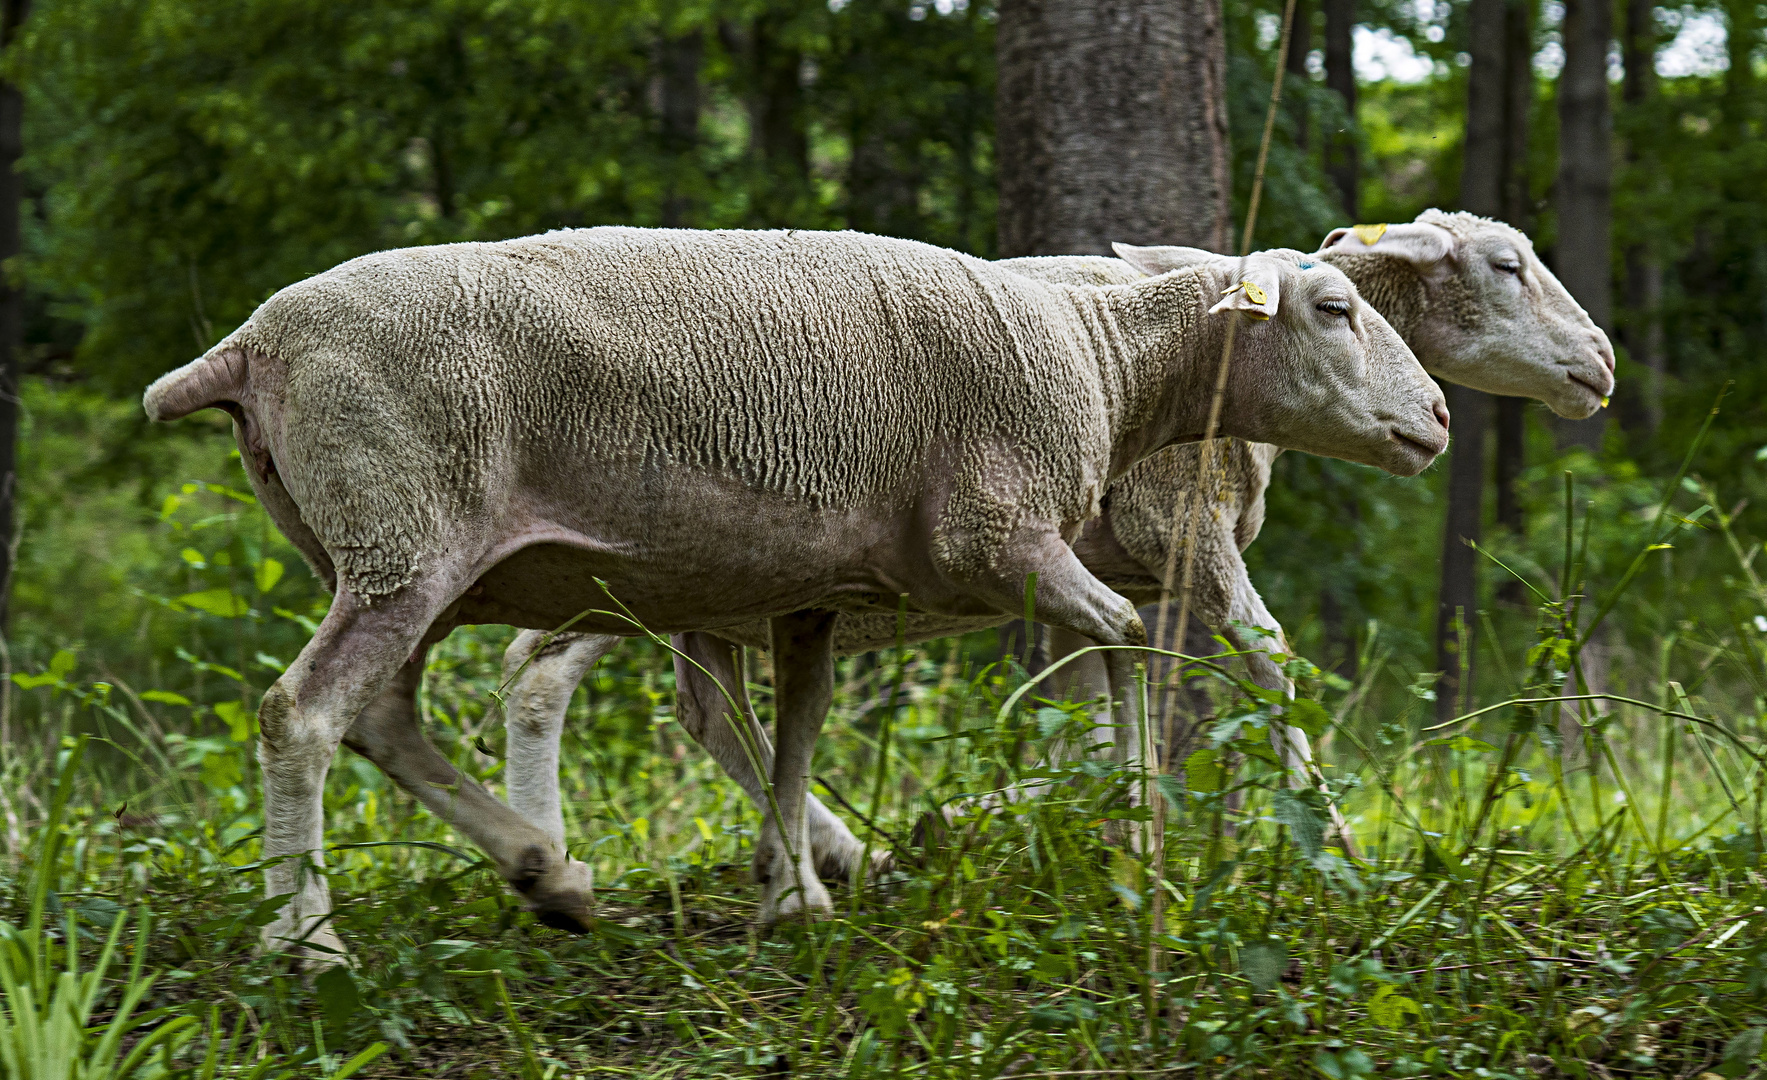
1297, 260, 1315, 269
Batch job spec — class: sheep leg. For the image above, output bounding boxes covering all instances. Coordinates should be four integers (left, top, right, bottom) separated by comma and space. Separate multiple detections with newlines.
499, 630, 622, 848
755, 611, 838, 924
964, 538, 1148, 789
342, 646, 595, 934
255, 581, 455, 964
1035, 626, 1119, 781
1223, 573, 1359, 858
671, 631, 876, 881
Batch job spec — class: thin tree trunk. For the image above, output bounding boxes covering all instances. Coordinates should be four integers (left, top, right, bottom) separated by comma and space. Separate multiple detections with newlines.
1619, 0, 1662, 434
727, 14, 809, 227
1552, 0, 1613, 451
660, 29, 703, 228
1493, 0, 1532, 595
0, 0, 27, 630
1286, 0, 1312, 151
1322, 0, 1357, 218
996, 0, 1231, 255
1435, 0, 1507, 721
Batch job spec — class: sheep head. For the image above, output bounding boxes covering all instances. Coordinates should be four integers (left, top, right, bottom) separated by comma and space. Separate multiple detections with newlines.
1316, 210, 1616, 418
1144, 251, 1451, 478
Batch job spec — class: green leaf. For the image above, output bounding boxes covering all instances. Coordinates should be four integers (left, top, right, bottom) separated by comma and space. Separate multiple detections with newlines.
177, 589, 249, 617
140, 690, 192, 706
49, 649, 77, 679
1272, 789, 1326, 861
1721, 1027, 1765, 1078
1284, 697, 1330, 739
179, 547, 206, 567
1184, 748, 1221, 794
1240, 940, 1285, 992
214, 700, 253, 742
11, 672, 58, 690
254, 557, 284, 593
1368, 985, 1422, 1028
315, 966, 360, 1030
1423, 735, 1498, 754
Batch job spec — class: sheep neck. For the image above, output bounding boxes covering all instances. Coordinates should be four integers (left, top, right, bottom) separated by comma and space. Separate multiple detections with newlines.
1087, 269, 1234, 480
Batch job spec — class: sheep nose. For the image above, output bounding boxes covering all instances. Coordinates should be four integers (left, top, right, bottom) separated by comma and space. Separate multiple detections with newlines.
1595, 333, 1616, 374
1432, 400, 1450, 432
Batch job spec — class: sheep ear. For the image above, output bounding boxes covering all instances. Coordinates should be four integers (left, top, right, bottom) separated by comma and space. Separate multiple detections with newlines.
1207, 260, 1281, 321
1110, 242, 1218, 277
1319, 220, 1457, 274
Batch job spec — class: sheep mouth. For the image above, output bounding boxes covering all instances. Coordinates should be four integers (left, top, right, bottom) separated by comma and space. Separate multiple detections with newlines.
1567, 372, 1609, 401
1390, 427, 1447, 461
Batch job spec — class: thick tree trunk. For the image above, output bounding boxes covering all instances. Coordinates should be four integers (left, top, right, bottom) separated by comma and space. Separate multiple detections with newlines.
1322, 0, 1357, 218
1435, 0, 1507, 721
0, 0, 26, 630
996, 0, 1231, 255
1553, 0, 1613, 451
660, 30, 703, 228
1286, 0, 1312, 151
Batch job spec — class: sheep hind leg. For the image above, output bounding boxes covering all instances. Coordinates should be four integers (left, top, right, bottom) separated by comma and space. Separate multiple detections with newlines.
342, 644, 594, 933
671, 632, 881, 882
256, 580, 460, 966
500, 630, 623, 848
754, 612, 839, 925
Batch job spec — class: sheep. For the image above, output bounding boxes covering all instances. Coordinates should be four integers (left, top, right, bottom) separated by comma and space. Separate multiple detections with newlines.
143, 226, 1447, 954
493, 211, 1614, 882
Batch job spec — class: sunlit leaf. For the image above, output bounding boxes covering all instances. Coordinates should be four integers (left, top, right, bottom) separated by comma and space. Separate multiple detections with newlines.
140, 690, 192, 706
176, 589, 249, 617
254, 557, 284, 593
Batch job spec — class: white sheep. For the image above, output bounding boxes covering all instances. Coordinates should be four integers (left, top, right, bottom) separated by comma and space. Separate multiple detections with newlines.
493, 211, 1614, 881
143, 227, 1447, 953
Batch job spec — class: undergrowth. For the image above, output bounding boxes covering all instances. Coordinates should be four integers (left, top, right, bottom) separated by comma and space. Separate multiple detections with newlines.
1, 409, 1765, 1077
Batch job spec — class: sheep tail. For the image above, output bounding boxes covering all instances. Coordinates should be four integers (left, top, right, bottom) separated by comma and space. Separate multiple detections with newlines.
142, 347, 248, 422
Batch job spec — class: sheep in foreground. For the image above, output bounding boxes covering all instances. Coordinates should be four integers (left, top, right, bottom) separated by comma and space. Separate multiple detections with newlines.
143, 227, 1447, 954
495, 211, 1614, 881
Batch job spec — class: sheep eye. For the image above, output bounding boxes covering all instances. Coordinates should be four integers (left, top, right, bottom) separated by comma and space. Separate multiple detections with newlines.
1317, 300, 1351, 317
1495, 260, 1521, 275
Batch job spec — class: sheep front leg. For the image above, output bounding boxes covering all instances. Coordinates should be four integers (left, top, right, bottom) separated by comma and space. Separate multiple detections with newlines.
256, 584, 450, 965
1223, 573, 1359, 857
500, 630, 622, 848
672, 632, 877, 881
755, 611, 838, 925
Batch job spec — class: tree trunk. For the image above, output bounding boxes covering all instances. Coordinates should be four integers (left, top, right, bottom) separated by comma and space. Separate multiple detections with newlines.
1493, 0, 1532, 592
660, 30, 703, 228
1286, 0, 1312, 151
0, 0, 27, 630
1618, 0, 1662, 434
1322, 0, 1357, 218
724, 14, 809, 226
996, 0, 1231, 256
1435, 0, 1507, 721
1552, 0, 1613, 451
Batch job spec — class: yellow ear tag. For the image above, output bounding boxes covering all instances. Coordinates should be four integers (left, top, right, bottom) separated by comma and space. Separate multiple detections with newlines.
1352, 223, 1389, 246
1240, 281, 1269, 305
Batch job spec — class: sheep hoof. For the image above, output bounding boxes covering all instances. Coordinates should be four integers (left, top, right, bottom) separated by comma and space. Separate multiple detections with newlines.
512, 851, 595, 934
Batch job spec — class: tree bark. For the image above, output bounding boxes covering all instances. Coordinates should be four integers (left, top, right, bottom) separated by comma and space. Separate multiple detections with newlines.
1552, 0, 1613, 451
996, 0, 1231, 255
1492, 0, 1532, 580
1435, 0, 1507, 721
1322, 0, 1357, 218
1286, 0, 1312, 151
723, 14, 809, 226
1618, 0, 1662, 434
0, 0, 27, 630
659, 30, 702, 228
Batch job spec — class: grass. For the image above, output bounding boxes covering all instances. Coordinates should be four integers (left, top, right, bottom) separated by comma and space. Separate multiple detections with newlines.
2, 404, 1766, 1077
